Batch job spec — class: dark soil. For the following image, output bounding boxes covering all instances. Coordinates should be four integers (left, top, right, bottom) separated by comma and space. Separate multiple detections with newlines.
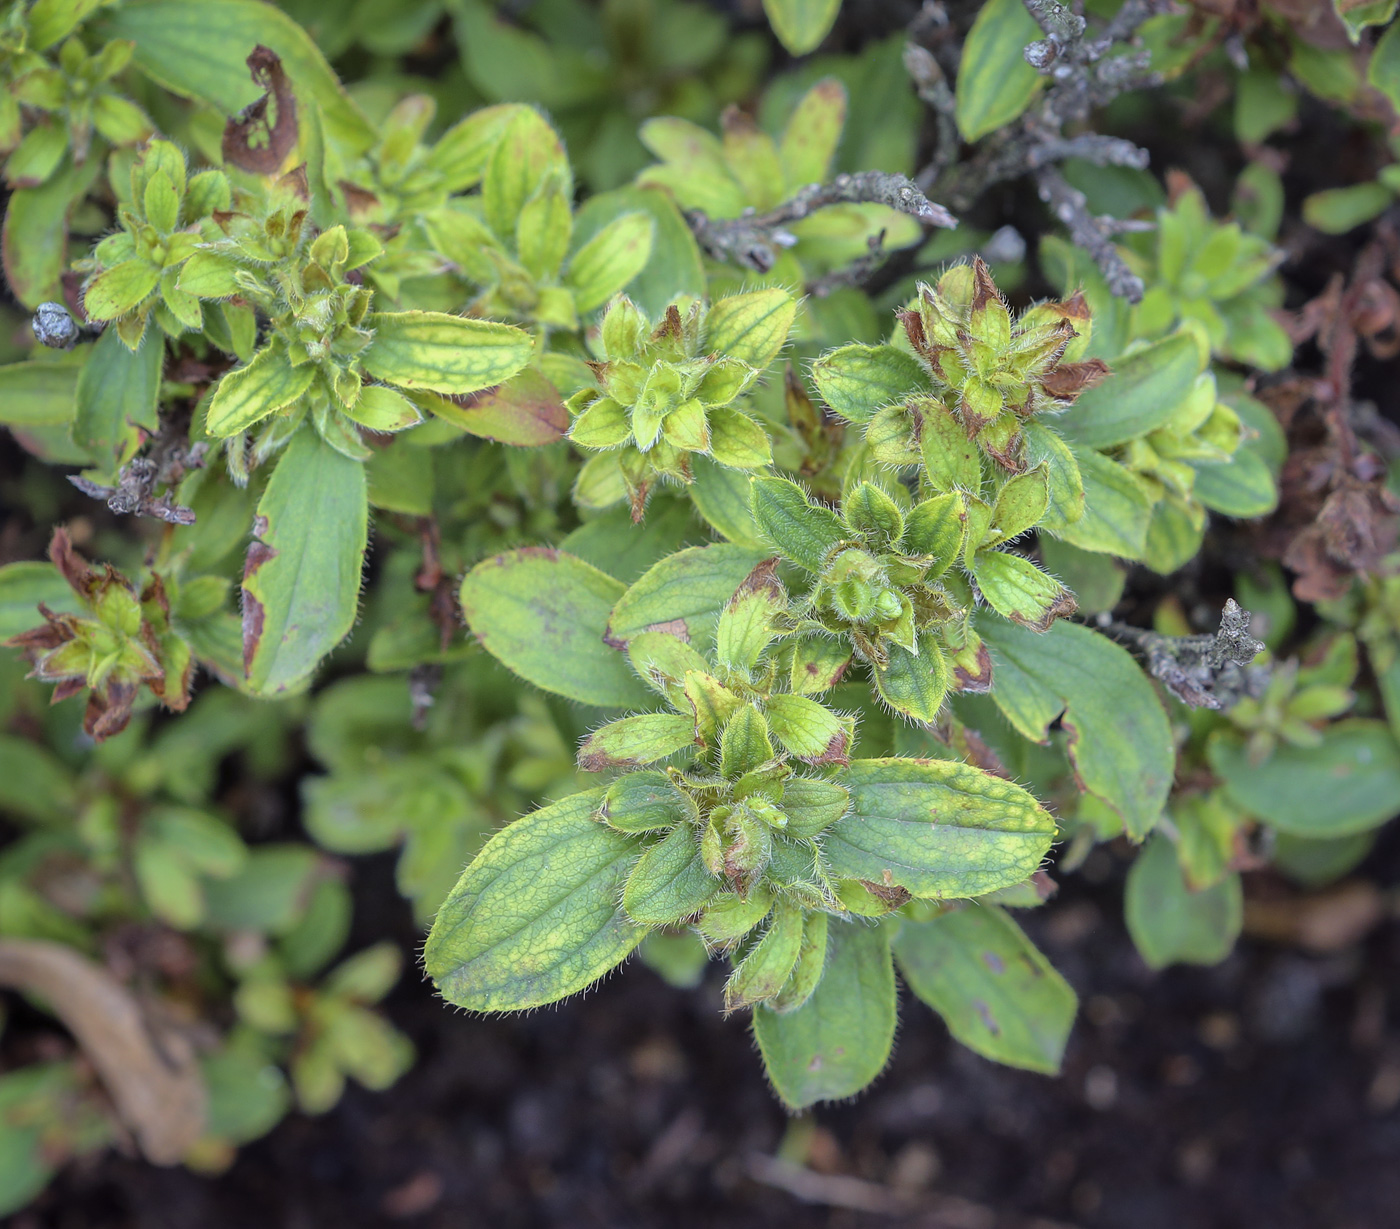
19, 825, 1400, 1229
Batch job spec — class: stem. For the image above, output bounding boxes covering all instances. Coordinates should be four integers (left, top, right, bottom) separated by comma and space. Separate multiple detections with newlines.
687, 172, 956, 274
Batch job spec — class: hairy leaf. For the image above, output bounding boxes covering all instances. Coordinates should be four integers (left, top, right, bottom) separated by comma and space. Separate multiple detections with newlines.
460, 549, 649, 708
979, 619, 1173, 839
823, 757, 1056, 898
893, 905, 1076, 1073
242, 429, 368, 695
753, 919, 895, 1108
425, 790, 646, 1010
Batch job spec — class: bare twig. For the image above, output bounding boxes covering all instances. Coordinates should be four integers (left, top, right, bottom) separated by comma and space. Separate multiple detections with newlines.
0, 939, 206, 1164
687, 172, 956, 274
1036, 166, 1147, 302
1096, 598, 1265, 708
905, 42, 960, 188
911, 0, 1172, 297
806, 230, 889, 298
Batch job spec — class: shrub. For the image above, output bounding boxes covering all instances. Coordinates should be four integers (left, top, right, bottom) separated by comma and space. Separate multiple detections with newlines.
0, 0, 1397, 1210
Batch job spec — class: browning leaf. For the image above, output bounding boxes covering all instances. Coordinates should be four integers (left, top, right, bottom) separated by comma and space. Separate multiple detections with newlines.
222, 46, 299, 174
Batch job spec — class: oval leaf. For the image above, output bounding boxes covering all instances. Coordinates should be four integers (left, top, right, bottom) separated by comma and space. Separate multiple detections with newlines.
753, 919, 896, 1109
823, 757, 1057, 898
362, 312, 533, 396
242, 428, 368, 695
892, 905, 1076, 1074
460, 548, 649, 708
425, 789, 646, 1010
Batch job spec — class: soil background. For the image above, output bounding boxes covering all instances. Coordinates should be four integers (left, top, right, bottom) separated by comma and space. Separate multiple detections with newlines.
16, 822, 1400, 1229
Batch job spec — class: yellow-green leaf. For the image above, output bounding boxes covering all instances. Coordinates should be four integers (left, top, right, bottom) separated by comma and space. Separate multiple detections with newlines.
362, 312, 533, 396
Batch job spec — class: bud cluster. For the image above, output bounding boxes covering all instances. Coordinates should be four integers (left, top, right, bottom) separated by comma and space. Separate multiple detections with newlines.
568, 289, 794, 519
76, 140, 233, 348
6, 530, 192, 739
1226, 636, 1357, 766
581, 564, 858, 1012
750, 474, 1075, 723
898, 259, 1107, 474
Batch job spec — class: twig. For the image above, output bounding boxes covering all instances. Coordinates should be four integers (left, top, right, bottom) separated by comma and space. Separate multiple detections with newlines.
1035, 166, 1147, 303
806, 230, 888, 298
1095, 598, 1265, 709
687, 172, 956, 274
0, 939, 206, 1164
905, 42, 960, 190
910, 0, 1170, 297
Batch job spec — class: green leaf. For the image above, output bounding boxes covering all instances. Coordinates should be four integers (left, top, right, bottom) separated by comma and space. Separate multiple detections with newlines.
1369, 19, 1400, 110
564, 211, 655, 314
1038, 537, 1125, 615
28, 0, 111, 50
753, 919, 895, 1108
1052, 445, 1153, 559
705, 289, 797, 368
1061, 331, 1205, 448
691, 457, 765, 547
205, 343, 315, 438
971, 551, 1075, 632
346, 385, 420, 434
762, 0, 842, 56
919, 397, 983, 494
363, 312, 533, 396
425, 103, 528, 191
577, 714, 698, 771
872, 634, 949, 724
73, 326, 163, 476
1143, 496, 1205, 576
570, 187, 705, 322
1208, 721, 1400, 837
749, 476, 844, 573
893, 905, 1076, 1073
811, 344, 925, 424
425, 789, 647, 1010
2, 155, 101, 309
82, 260, 159, 322
0, 562, 79, 639
0, 360, 80, 427
102, 0, 377, 155
955, 0, 1044, 141
765, 693, 850, 764
979, 618, 1173, 839
1334, 0, 1397, 41
418, 367, 568, 447
204, 845, 320, 933
481, 106, 570, 240
1190, 450, 1278, 518
1302, 183, 1394, 234
727, 898, 805, 1009
779, 78, 846, 190
460, 548, 649, 707
623, 824, 718, 926
0, 734, 77, 823
242, 429, 368, 695
707, 406, 773, 468
178, 250, 242, 299
823, 757, 1057, 898
1125, 833, 1241, 969
606, 544, 771, 650
1234, 67, 1299, 144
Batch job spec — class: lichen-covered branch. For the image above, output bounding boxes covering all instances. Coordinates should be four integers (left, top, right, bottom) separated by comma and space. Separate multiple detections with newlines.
910, 0, 1171, 298
1035, 166, 1147, 303
686, 172, 957, 274
1096, 599, 1266, 709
